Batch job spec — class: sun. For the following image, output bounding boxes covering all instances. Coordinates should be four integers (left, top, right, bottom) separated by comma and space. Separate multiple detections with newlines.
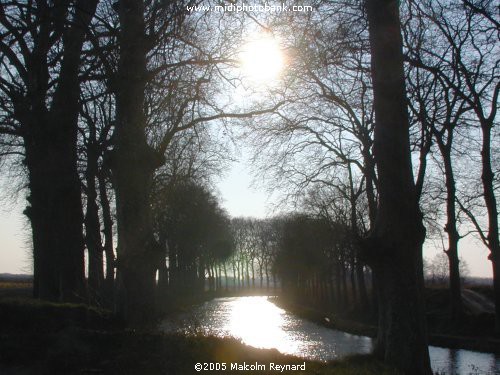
239, 33, 284, 84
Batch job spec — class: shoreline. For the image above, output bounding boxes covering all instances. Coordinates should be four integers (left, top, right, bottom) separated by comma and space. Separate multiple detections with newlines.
270, 297, 500, 355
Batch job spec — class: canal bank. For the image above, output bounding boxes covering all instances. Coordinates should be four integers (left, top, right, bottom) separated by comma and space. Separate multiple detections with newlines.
271, 296, 500, 355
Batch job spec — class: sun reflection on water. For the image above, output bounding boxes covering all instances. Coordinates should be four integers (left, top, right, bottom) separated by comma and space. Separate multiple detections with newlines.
160, 295, 373, 361
225, 296, 299, 354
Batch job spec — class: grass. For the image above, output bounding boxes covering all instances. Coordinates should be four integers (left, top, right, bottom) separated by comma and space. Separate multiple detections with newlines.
271, 296, 377, 338
0, 297, 121, 334
0, 281, 32, 289
0, 280, 33, 299
0, 331, 400, 374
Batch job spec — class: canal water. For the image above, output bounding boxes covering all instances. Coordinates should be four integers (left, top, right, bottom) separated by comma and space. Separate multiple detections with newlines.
160, 296, 500, 374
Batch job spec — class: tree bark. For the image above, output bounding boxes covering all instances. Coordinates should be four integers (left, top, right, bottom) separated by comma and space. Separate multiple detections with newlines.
479, 119, 500, 332
223, 262, 228, 291
85, 137, 105, 300
98, 169, 115, 295
245, 259, 250, 288
24, 127, 86, 303
113, 0, 163, 326
365, 0, 431, 373
24, 125, 59, 300
236, 260, 241, 289
437, 139, 463, 321
23, 0, 98, 302
350, 259, 357, 305
231, 259, 236, 290
341, 261, 349, 306
251, 260, 255, 288
356, 261, 369, 310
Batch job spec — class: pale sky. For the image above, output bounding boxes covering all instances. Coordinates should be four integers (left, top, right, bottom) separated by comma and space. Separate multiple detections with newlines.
216, 158, 270, 219
0, 203, 31, 274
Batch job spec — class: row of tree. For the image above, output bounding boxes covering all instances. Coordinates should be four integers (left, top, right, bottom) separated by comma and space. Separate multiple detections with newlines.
237, 0, 497, 372
0, 0, 233, 322
0, 0, 280, 322
199, 214, 369, 315
242, 0, 498, 330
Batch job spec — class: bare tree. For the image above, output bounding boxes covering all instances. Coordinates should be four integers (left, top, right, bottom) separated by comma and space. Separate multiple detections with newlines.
0, 0, 99, 301
406, 0, 500, 332
404, 14, 473, 320
108, 0, 283, 324
79, 77, 115, 302
364, 0, 431, 372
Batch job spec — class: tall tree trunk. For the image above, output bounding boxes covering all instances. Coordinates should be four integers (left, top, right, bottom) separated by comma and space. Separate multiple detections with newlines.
350, 259, 357, 305
158, 262, 168, 298
341, 262, 349, 306
329, 275, 336, 306
98, 169, 115, 296
479, 120, 500, 332
24, 0, 98, 302
259, 263, 264, 288
362, 147, 378, 226
236, 261, 241, 289
156, 226, 168, 299
356, 260, 369, 310
168, 244, 178, 289
251, 260, 255, 288
85, 139, 105, 300
437, 140, 463, 321
232, 259, 236, 290
245, 260, 250, 288
493, 255, 500, 332
214, 265, 219, 292
24, 126, 59, 300
197, 260, 205, 292
335, 263, 342, 307
223, 262, 228, 291
113, 0, 163, 326
365, 0, 431, 373
54, 0, 100, 302
209, 266, 214, 292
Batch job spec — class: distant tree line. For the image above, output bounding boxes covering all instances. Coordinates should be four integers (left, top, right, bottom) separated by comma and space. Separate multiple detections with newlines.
181, 211, 367, 317
153, 178, 233, 299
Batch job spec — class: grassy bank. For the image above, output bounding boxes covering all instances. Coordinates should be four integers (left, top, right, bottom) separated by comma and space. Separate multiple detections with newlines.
271, 297, 378, 338
0, 331, 400, 375
0, 297, 399, 375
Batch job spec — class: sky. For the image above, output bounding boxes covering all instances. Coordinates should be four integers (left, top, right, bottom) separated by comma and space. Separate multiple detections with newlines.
0, 202, 31, 274
216, 158, 270, 219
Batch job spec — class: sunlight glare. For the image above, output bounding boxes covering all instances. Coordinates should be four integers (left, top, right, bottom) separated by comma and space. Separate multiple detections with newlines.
239, 34, 284, 84
226, 296, 299, 353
